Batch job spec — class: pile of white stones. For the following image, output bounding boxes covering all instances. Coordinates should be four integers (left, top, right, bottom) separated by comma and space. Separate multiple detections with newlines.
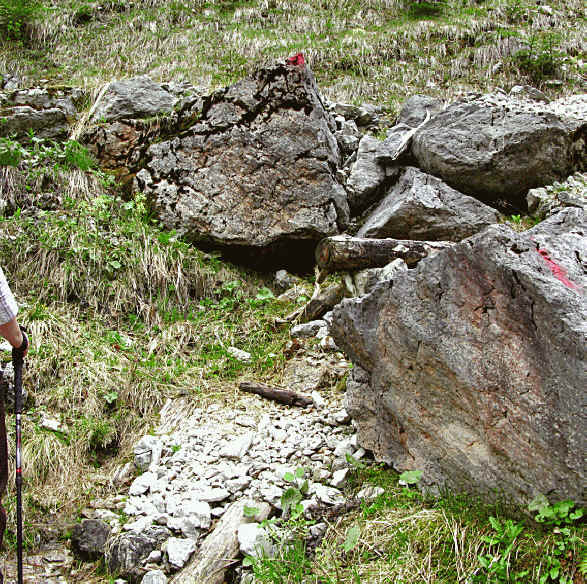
99, 374, 371, 579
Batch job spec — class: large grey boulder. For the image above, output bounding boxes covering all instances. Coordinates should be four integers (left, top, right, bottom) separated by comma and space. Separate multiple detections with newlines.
346, 135, 400, 214
357, 167, 499, 241
330, 208, 586, 504
0, 87, 84, 140
92, 76, 176, 123
135, 63, 348, 268
411, 93, 586, 206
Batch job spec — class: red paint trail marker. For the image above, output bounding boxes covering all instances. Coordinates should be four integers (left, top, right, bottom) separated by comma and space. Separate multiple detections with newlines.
286, 52, 305, 66
537, 248, 579, 290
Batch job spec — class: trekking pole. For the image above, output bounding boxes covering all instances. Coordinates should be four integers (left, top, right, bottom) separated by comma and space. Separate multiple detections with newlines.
12, 329, 28, 584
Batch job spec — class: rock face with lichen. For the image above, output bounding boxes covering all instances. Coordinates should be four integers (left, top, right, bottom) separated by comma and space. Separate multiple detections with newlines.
330, 208, 586, 505
357, 166, 499, 241
411, 93, 586, 207
82, 79, 203, 189
0, 87, 84, 140
134, 63, 348, 269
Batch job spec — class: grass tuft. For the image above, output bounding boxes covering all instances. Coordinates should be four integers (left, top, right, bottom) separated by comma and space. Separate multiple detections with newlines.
0, 162, 297, 549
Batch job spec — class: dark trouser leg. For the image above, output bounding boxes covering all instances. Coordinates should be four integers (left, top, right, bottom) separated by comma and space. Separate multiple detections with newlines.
0, 393, 7, 583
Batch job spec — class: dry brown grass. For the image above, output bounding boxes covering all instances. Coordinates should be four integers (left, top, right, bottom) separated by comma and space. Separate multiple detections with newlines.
1, 0, 584, 113
0, 163, 295, 551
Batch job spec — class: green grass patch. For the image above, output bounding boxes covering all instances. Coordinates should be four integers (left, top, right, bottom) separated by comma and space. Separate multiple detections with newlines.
0, 161, 300, 550
304, 464, 586, 584
0, 0, 582, 108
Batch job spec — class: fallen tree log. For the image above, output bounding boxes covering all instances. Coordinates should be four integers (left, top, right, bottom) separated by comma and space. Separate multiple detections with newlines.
172, 500, 271, 584
239, 381, 313, 407
315, 235, 452, 272
278, 282, 345, 324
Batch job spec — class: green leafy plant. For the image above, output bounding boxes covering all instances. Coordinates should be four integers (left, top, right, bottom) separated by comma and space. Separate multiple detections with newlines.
102, 390, 118, 405
244, 468, 314, 583
475, 517, 528, 583
281, 467, 308, 519
0, 0, 44, 40
398, 470, 423, 486
0, 136, 27, 166
342, 524, 361, 553
244, 505, 260, 518
243, 538, 313, 583
528, 495, 584, 584
398, 469, 423, 499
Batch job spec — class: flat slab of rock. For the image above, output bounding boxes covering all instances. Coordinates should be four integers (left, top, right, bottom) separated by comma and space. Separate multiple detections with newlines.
346, 135, 398, 213
135, 63, 348, 269
70, 519, 110, 561
172, 500, 271, 584
331, 208, 586, 504
92, 76, 176, 123
358, 167, 499, 241
0, 87, 84, 140
163, 537, 196, 569
411, 92, 586, 206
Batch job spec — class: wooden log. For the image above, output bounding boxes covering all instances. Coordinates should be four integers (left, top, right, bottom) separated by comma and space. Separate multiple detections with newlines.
315, 235, 452, 272
172, 500, 271, 584
239, 381, 313, 407
302, 283, 344, 321
278, 283, 345, 324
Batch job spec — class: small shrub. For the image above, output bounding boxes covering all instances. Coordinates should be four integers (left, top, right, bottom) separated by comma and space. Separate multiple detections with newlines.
0, 136, 26, 166
513, 33, 564, 83
0, 0, 44, 40
406, 0, 447, 19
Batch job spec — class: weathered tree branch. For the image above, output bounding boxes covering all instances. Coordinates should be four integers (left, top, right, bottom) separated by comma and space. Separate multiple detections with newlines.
239, 381, 313, 407
315, 235, 452, 272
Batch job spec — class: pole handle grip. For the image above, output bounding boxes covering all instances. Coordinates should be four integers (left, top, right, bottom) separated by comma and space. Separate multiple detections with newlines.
12, 328, 27, 415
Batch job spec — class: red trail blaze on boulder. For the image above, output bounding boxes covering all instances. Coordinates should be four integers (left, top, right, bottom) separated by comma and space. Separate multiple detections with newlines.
286, 52, 305, 66
537, 247, 579, 290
